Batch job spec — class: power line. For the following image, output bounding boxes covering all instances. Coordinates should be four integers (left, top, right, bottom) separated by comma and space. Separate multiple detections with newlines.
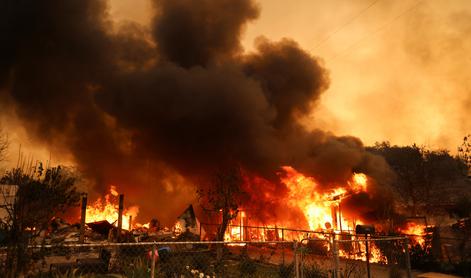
313, 0, 382, 50
329, 0, 424, 61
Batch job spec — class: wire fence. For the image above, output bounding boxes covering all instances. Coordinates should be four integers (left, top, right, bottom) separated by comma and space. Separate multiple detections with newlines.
0, 241, 297, 277
201, 223, 337, 242
331, 236, 411, 278
0, 236, 412, 278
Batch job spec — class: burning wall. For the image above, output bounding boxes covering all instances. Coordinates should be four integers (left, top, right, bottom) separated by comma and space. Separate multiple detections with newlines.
0, 0, 393, 225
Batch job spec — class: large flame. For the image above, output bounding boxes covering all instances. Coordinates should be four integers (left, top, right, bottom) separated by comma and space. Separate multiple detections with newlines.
224, 167, 370, 241
222, 166, 391, 262
86, 185, 139, 230
399, 222, 426, 246
281, 166, 367, 232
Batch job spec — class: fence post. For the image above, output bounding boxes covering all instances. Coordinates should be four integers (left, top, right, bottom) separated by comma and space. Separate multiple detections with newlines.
365, 234, 371, 278
332, 235, 340, 278
117, 194, 124, 242
79, 195, 87, 243
294, 241, 300, 278
404, 238, 412, 278
199, 223, 202, 240
150, 243, 156, 278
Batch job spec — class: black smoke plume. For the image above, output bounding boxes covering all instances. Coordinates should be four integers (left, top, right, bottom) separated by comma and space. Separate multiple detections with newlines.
0, 0, 392, 223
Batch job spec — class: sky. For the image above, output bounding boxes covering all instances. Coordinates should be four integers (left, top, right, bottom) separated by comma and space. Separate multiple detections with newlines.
109, 0, 471, 151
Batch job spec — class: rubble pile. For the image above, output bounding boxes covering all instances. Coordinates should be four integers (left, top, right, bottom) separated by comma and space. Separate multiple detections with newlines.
39, 205, 204, 245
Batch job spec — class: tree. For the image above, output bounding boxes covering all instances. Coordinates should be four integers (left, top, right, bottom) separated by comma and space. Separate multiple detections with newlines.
0, 166, 81, 277
368, 143, 425, 214
458, 134, 471, 175
368, 142, 467, 215
421, 149, 468, 209
197, 166, 246, 242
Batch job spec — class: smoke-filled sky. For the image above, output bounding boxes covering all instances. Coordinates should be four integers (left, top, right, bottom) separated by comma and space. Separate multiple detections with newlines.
1, 0, 470, 224
110, 0, 471, 151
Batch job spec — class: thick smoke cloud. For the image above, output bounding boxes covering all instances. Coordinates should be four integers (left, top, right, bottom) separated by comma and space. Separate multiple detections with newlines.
153, 0, 259, 68
1, 0, 121, 185
0, 0, 392, 223
244, 38, 329, 128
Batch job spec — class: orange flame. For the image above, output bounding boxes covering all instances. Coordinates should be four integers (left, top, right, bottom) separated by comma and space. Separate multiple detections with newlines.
224, 167, 371, 241
281, 166, 367, 232
86, 186, 139, 230
222, 166, 393, 262
399, 222, 426, 246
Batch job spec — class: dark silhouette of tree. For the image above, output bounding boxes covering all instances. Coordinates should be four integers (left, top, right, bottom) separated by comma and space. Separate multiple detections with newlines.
197, 166, 246, 242
368, 142, 467, 215
458, 134, 471, 176
422, 149, 468, 209
0, 166, 81, 277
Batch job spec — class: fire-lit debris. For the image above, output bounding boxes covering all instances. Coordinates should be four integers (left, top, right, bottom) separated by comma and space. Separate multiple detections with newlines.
174, 205, 205, 240
62, 182, 461, 266
87, 220, 115, 237
43, 205, 199, 244
33, 218, 81, 244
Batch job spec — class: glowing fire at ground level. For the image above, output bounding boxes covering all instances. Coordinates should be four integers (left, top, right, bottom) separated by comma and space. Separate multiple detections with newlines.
219, 167, 427, 263
85, 185, 140, 230
223, 167, 370, 241
82, 166, 427, 264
